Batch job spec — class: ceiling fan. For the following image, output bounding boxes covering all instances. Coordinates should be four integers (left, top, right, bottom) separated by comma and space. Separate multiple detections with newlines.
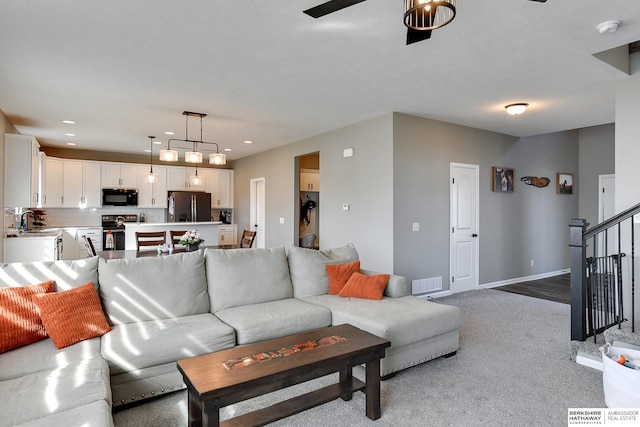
303, 0, 548, 45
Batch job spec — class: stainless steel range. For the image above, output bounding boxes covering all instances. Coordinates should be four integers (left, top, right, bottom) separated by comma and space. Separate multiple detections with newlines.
101, 214, 138, 250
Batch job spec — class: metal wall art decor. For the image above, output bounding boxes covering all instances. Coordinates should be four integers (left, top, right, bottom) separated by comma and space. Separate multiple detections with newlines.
492, 167, 514, 192
520, 176, 550, 188
557, 173, 574, 194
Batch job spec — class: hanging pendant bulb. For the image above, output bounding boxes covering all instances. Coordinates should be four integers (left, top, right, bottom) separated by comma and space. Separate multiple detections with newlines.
189, 168, 201, 186
145, 136, 158, 183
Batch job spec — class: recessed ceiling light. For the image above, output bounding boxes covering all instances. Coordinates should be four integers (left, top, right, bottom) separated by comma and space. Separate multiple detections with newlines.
224, 148, 232, 152
153, 140, 162, 145
244, 140, 253, 144
144, 149, 151, 153
65, 133, 76, 136
596, 20, 621, 34
66, 142, 76, 146
62, 120, 76, 124
505, 103, 529, 115
165, 131, 175, 135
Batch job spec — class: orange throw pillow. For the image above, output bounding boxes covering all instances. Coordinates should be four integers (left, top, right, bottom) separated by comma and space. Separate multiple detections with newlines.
326, 261, 361, 295
338, 271, 390, 300
32, 282, 111, 349
0, 280, 55, 353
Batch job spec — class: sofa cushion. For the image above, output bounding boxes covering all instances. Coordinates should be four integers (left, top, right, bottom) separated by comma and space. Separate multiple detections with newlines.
214, 298, 332, 345
12, 400, 113, 427
0, 337, 102, 381
303, 295, 463, 348
287, 244, 359, 298
0, 357, 111, 427
32, 282, 112, 349
98, 251, 209, 325
0, 257, 99, 291
326, 261, 360, 295
338, 271, 389, 300
0, 280, 54, 353
101, 313, 235, 375
206, 247, 293, 313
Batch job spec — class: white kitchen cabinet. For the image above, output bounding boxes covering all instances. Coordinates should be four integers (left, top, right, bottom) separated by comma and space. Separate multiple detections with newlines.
3, 235, 59, 263
4, 134, 40, 207
167, 166, 205, 191
218, 224, 237, 245
102, 163, 137, 188
137, 165, 168, 208
300, 169, 319, 192
63, 160, 102, 208
205, 169, 234, 208
41, 156, 64, 207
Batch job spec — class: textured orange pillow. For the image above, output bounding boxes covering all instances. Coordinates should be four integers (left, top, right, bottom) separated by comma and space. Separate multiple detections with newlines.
32, 282, 111, 349
326, 261, 361, 295
338, 272, 390, 300
0, 280, 55, 353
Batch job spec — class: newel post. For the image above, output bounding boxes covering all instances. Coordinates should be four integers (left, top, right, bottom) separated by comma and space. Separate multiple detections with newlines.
569, 218, 588, 341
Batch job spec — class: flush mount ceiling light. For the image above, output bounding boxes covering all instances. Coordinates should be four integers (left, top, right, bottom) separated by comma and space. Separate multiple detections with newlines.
160, 111, 226, 165
144, 136, 158, 184
505, 103, 529, 115
596, 20, 621, 34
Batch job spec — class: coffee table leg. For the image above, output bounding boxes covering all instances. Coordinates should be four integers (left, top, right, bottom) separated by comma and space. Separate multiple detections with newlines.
339, 367, 353, 401
365, 358, 382, 420
188, 390, 202, 427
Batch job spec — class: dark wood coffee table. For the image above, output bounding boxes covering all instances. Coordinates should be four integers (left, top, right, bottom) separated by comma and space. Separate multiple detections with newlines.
177, 323, 391, 427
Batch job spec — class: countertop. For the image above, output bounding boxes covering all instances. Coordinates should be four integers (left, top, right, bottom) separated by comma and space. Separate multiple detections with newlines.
4, 228, 62, 239
124, 221, 223, 227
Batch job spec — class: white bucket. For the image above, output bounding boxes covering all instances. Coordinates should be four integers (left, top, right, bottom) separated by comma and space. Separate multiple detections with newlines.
601, 343, 640, 408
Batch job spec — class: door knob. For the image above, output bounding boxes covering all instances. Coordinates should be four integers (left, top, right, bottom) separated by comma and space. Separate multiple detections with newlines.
472, 233, 478, 237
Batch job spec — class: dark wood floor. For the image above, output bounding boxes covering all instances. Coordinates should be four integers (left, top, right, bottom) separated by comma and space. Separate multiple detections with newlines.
494, 273, 570, 304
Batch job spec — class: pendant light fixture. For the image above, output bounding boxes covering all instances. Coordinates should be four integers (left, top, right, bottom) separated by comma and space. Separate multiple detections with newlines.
144, 136, 158, 183
404, 0, 456, 31
189, 167, 202, 186
161, 111, 226, 165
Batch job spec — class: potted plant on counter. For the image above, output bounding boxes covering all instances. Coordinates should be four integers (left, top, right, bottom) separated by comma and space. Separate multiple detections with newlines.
179, 230, 205, 251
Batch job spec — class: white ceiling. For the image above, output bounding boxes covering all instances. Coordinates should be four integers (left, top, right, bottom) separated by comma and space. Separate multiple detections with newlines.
1, 1, 639, 162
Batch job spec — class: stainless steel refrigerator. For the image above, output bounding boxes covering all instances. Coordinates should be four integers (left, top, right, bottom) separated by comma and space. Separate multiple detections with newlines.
167, 191, 212, 222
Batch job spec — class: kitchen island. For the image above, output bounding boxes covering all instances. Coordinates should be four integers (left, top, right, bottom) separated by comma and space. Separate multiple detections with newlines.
124, 222, 221, 250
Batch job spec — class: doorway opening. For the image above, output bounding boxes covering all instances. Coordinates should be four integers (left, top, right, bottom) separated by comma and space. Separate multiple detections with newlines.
296, 152, 320, 248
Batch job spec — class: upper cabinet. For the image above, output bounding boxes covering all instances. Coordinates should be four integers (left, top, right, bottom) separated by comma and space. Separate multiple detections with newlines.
136, 165, 168, 208
204, 169, 234, 208
166, 166, 205, 192
300, 169, 319, 192
61, 160, 102, 208
41, 157, 101, 208
4, 134, 40, 207
102, 163, 137, 188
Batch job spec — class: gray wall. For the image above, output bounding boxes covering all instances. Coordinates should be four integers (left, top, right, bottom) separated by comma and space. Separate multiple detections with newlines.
577, 124, 615, 228
233, 111, 580, 289
232, 113, 395, 272
392, 113, 579, 288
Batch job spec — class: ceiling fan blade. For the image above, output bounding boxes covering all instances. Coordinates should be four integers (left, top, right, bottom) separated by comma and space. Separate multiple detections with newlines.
527, 0, 547, 2
303, 0, 367, 18
406, 28, 432, 45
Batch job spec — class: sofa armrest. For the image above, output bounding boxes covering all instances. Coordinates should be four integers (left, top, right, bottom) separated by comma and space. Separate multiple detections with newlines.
360, 269, 410, 298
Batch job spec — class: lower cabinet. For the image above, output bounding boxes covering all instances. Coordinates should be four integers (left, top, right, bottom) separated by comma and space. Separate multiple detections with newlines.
218, 224, 237, 245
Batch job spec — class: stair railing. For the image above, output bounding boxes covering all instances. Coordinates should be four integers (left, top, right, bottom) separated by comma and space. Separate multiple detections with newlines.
569, 202, 640, 341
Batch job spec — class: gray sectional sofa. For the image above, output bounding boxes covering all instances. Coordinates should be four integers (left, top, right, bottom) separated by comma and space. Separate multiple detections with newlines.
0, 244, 463, 427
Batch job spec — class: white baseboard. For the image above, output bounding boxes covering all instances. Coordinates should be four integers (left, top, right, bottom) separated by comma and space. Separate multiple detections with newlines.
576, 351, 603, 371
480, 268, 571, 290
415, 290, 453, 300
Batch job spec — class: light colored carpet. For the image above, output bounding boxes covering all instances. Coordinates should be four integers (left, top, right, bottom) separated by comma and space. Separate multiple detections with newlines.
113, 289, 604, 426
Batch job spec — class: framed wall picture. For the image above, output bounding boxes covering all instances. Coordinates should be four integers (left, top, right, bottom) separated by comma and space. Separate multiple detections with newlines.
557, 173, 573, 194
492, 167, 514, 192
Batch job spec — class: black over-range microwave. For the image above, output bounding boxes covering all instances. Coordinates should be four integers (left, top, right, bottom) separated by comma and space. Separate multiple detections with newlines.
102, 188, 138, 206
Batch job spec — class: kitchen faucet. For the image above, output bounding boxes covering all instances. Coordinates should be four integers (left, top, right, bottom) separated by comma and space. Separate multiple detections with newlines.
20, 210, 36, 231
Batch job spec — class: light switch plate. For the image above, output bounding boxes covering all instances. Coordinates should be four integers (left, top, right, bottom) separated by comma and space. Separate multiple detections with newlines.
342, 203, 350, 211
412, 222, 420, 231
280, 217, 285, 224
343, 148, 354, 157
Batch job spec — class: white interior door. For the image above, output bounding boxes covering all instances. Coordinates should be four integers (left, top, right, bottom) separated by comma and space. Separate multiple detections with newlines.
450, 163, 479, 293
250, 177, 266, 248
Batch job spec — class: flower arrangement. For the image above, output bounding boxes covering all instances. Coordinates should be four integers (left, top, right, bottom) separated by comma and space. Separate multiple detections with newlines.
179, 229, 204, 245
